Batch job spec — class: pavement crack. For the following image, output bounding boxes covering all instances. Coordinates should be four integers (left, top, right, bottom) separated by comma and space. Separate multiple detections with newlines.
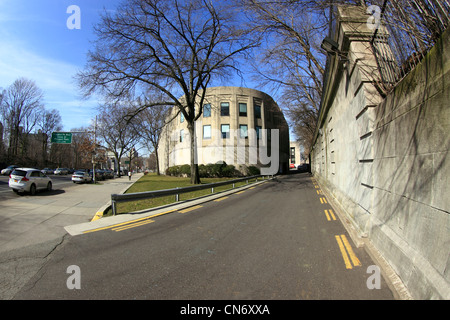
0, 235, 70, 299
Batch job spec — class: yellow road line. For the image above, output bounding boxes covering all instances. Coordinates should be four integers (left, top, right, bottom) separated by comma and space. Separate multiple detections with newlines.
83, 209, 177, 234
328, 209, 336, 220
179, 205, 203, 213
214, 196, 229, 202
324, 209, 336, 221
335, 235, 353, 269
319, 197, 327, 204
341, 234, 361, 267
113, 219, 154, 232
335, 235, 361, 269
235, 191, 245, 194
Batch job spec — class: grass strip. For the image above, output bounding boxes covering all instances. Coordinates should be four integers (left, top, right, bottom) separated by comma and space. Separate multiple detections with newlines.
105, 173, 252, 215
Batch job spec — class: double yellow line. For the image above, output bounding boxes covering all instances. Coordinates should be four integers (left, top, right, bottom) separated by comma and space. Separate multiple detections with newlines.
335, 234, 361, 269
324, 209, 336, 221
84, 209, 177, 234
112, 219, 154, 232
312, 177, 360, 270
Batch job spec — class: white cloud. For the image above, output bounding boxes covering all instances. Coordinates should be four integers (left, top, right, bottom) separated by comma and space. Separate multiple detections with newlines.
0, 35, 99, 130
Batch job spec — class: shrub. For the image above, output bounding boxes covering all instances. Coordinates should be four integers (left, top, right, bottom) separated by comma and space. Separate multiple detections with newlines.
221, 164, 237, 177
180, 164, 191, 177
166, 163, 257, 178
166, 165, 180, 176
247, 165, 260, 176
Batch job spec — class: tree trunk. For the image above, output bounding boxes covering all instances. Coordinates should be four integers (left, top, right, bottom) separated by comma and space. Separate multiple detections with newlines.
187, 122, 200, 184
154, 149, 161, 175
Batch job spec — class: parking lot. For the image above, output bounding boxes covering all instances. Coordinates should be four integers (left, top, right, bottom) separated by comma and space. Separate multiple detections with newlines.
0, 172, 142, 253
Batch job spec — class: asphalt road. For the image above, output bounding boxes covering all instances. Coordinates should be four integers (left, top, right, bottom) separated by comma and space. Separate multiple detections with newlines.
11, 173, 395, 302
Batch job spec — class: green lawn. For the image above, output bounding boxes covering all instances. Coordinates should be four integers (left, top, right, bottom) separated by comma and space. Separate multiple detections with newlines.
107, 173, 252, 215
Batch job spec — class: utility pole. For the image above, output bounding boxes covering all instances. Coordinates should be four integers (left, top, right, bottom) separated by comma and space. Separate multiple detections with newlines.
92, 116, 97, 184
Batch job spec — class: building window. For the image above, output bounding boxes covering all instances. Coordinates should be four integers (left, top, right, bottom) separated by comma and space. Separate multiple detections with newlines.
180, 112, 184, 123
239, 103, 247, 117
221, 102, 229, 116
221, 124, 230, 139
203, 104, 211, 117
256, 126, 262, 139
254, 104, 261, 118
239, 125, 248, 139
180, 129, 184, 142
203, 125, 211, 139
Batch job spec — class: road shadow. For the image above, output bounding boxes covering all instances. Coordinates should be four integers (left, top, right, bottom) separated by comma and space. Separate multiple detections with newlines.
13, 189, 66, 197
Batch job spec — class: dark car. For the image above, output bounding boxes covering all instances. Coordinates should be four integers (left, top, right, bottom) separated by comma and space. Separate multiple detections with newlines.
89, 170, 104, 181
297, 163, 310, 172
103, 169, 114, 179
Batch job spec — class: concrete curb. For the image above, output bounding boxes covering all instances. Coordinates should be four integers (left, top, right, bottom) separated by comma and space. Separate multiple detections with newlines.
89, 175, 142, 222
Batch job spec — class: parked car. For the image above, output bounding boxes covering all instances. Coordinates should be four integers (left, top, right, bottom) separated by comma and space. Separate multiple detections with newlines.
97, 169, 113, 179
54, 168, 68, 175
9, 168, 52, 195
1, 165, 19, 175
89, 170, 103, 181
41, 168, 54, 175
297, 163, 310, 172
71, 171, 92, 184
102, 169, 114, 179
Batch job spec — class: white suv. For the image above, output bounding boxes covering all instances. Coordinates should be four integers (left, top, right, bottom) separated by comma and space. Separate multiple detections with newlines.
9, 168, 53, 195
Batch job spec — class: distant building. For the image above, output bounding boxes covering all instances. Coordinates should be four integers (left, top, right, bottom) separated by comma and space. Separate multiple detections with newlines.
158, 86, 290, 175
289, 140, 302, 169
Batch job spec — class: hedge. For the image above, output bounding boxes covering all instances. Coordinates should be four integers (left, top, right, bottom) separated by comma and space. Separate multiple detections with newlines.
165, 163, 260, 178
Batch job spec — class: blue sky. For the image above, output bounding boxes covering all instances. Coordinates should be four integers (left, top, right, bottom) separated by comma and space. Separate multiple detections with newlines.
0, 0, 280, 135
0, 0, 122, 131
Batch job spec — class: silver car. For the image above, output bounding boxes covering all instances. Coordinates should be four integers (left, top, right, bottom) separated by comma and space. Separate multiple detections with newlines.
1, 165, 19, 175
54, 168, 68, 175
9, 168, 53, 195
71, 171, 92, 184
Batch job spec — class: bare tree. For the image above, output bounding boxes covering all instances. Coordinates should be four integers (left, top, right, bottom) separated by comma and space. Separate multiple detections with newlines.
0, 78, 44, 163
36, 109, 63, 167
239, 0, 362, 153
77, 0, 259, 184
70, 127, 95, 169
132, 99, 170, 175
96, 103, 141, 177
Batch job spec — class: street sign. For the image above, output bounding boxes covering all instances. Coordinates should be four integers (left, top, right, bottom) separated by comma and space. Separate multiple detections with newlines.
51, 132, 72, 144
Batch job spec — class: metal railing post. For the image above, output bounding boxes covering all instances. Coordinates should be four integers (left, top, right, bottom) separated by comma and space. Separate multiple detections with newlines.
112, 199, 116, 216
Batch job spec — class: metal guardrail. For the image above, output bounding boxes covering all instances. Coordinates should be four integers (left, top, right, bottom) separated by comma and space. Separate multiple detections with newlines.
111, 175, 274, 215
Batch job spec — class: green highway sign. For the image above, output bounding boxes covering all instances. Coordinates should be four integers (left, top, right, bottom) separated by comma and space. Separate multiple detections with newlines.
51, 132, 72, 144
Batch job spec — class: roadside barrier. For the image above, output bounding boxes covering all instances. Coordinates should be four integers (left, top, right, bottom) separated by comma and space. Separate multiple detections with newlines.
110, 175, 273, 215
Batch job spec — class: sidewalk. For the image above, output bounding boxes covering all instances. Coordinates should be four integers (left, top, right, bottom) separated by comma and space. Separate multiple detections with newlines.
0, 173, 143, 254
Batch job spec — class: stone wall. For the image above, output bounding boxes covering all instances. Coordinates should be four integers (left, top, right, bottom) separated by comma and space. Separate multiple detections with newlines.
311, 5, 450, 299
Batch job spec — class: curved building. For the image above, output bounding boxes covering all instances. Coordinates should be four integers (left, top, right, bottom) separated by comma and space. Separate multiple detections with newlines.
158, 86, 289, 175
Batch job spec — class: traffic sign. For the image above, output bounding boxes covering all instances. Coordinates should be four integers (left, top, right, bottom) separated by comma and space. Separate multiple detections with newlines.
51, 132, 72, 144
